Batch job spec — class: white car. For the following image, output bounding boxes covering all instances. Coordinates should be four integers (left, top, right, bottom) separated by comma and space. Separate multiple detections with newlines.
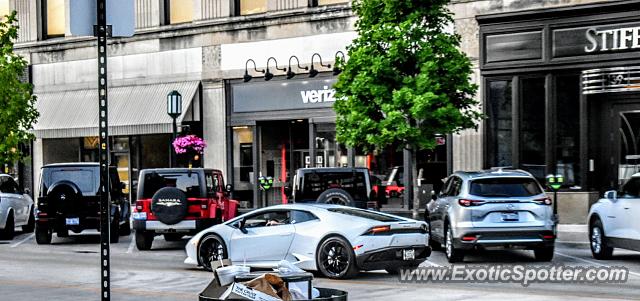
185, 204, 430, 279
0, 174, 35, 240
588, 174, 640, 259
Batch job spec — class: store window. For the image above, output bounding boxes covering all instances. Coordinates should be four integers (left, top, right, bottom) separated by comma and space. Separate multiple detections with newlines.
239, 0, 267, 15
232, 126, 254, 208
486, 80, 513, 168
520, 77, 546, 179
140, 134, 171, 169
233, 127, 253, 183
165, 0, 193, 24
316, 124, 338, 168
556, 75, 580, 187
317, 0, 349, 6
44, 0, 65, 38
0, 0, 10, 18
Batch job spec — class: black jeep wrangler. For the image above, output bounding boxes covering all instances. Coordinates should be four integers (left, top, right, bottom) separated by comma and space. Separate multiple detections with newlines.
35, 163, 131, 244
286, 167, 385, 209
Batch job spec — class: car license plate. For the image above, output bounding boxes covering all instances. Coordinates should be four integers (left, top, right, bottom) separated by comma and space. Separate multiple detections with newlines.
66, 218, 80, 226
501, 212, 519, 221
132, 212, 147, 220
402, 249, 415, 260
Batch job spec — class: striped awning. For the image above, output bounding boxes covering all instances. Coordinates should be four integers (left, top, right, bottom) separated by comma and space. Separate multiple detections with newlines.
33, 81, 200, 139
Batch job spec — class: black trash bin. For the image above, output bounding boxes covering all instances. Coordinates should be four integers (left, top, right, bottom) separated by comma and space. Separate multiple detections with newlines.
198, 275, 348, 301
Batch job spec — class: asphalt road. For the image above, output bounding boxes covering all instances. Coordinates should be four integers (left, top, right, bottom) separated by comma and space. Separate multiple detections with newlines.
1, 229, 640, 301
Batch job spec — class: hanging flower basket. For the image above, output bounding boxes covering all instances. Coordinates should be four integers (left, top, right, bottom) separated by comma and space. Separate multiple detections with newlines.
173, 135, 207, 155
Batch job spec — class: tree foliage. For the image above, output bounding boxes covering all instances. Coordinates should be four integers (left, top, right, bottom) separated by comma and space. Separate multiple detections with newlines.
334, 0, 481, 152
0, 11, 38, 165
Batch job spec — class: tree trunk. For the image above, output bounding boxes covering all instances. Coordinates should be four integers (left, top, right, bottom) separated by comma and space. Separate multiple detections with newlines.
403, 145, 412, 210
403, 144, 420, 219
411, 149, 419, 220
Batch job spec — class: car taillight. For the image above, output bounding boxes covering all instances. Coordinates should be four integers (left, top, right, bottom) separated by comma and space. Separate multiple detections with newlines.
365, 225, 391, 235
458, 199, 485, 207
533, 197, 552, 205
462, 235, 477, 241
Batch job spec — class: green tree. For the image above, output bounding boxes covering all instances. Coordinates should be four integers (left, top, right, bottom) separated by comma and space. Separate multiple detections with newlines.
0, 11, 38, 166
334, 0, 481, 217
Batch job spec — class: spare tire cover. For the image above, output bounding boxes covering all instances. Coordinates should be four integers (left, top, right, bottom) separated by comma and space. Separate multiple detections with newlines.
151, 187, 188, 225
47, 181, 82, 214
316, 188, 356, 207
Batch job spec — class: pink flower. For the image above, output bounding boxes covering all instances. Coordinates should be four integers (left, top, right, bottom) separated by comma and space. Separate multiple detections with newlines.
173, 135, 207, 155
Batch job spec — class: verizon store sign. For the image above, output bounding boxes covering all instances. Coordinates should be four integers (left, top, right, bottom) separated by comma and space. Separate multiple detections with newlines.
232, 78, 337, 113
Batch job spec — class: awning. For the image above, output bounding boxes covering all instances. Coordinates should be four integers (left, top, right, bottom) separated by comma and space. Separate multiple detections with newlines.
33, 81, 200, 139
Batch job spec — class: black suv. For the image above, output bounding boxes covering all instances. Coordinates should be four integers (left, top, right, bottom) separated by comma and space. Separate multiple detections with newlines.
35, 163, 131, 244
286, 167, 384, 209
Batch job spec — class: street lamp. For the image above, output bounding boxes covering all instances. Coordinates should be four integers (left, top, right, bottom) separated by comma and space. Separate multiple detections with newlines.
167, 90, 182, 167
309, 53, 331, 78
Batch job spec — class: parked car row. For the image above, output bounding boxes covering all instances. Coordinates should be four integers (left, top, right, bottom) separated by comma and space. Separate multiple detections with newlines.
4, 163, 640, 280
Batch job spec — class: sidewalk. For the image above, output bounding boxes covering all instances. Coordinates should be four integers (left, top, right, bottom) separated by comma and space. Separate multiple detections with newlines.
557, 224, 589, 244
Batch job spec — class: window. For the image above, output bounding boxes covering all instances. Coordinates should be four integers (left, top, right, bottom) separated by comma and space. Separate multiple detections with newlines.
45, 169, 99, 195
449, 177, 463, 196
300, 171, 368, 201
621, 177, 640, 198
290, 210, 318, 224
239, 0, 267, 16
469, 177, 543, 197
0, 0, 9, 18
486, 80, 513, 168
0, 176, 19, 194
317, 0, 349, 6
205, 173, 224, 194
165, 0, 193, 24
141, 172, 201, 198
520, 77, 546, 180
243, 210, 290, 228
556, 75, 580, 187
44, 0, 65, 38
440, 176, 454, 196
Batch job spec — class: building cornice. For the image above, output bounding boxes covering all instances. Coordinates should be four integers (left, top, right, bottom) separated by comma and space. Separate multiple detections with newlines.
15, 5, 353, 54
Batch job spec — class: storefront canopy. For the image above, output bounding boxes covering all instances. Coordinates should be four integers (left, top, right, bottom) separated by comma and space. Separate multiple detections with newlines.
33, 81, 200, 139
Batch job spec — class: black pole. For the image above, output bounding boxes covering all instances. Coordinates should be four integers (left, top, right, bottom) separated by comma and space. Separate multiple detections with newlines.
171, 117, 177, 167
553, 190, 558, 215
95, 0, 111, 300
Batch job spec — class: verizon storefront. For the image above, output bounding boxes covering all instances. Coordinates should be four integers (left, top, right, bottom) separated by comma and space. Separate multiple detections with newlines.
226, 75, 357, 209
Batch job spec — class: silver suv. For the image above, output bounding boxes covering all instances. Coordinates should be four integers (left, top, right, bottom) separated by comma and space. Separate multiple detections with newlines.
426, 169, 555, 263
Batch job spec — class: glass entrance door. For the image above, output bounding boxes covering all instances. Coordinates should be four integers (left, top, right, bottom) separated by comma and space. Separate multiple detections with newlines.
617, 111, 640, 187
596, 100, 640, 191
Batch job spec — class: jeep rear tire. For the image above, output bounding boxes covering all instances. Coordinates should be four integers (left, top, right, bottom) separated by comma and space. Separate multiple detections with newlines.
35, 224, 52, 245
151, 187, 188, 225
135, 231, 154, 250
316, 188, 356, 207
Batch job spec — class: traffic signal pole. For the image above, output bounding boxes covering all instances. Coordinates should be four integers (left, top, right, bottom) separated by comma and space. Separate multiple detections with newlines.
95, 0, 111, 300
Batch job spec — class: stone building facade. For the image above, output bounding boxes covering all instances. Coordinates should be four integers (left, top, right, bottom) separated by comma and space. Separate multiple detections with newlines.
5, 0, 635, 223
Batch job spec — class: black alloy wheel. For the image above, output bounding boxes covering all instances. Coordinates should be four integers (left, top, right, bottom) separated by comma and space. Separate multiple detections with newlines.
198, 235, 228, 271
590, 218, 613, 260
316, 236, 358, 279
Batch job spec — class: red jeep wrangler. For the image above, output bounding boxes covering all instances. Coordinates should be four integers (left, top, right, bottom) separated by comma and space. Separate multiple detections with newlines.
132, 168, 238, 250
